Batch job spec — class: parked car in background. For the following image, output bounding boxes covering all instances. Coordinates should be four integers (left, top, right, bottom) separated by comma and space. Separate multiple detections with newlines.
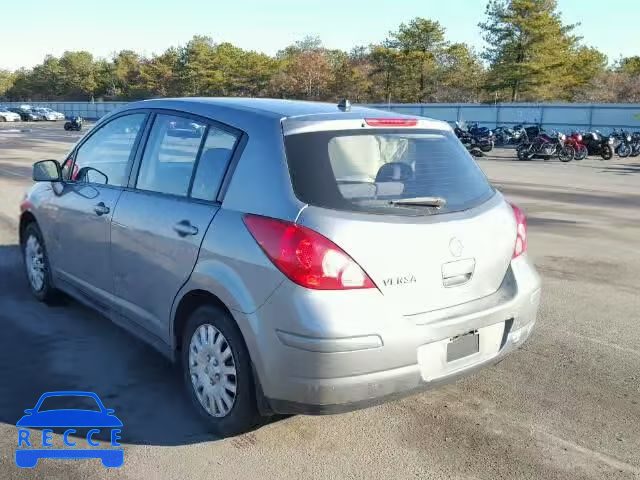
40, 107, 65, 121
0, 106, 21, 122
20, 98, 540, 436
8, 108, 41, 121
32, 107, 62, 121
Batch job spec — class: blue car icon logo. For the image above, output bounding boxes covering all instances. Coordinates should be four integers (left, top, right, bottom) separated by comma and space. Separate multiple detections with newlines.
16, 391, 123, 468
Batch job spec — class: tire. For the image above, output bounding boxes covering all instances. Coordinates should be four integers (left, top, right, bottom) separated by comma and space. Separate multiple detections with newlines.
21, 222, 58, 303
601, 145, 613, 160
479, 142, 493, 153
516, 145, 531, 160
558, 145, 574, 162
64, 123, 71, 131
617, 143, 631, 158
574, 145, 588, 160
0, 116, 6, 122
181, 305, 260, 436
630, 145, 640, 157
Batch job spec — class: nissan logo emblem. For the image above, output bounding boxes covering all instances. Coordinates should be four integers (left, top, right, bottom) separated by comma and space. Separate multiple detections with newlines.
449, 238, 463, 257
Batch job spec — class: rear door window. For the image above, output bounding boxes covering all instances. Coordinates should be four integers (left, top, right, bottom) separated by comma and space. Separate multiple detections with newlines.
284, 129, 494, 216
136, 114, 206, 197
190, 127, 238, 201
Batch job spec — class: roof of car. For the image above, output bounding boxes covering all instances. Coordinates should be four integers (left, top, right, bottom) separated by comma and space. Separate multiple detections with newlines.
114, 97, 452, 135
125, 97, 421, 122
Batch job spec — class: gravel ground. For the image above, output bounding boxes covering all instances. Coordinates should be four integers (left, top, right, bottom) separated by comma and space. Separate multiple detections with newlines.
0, 123, 638, 479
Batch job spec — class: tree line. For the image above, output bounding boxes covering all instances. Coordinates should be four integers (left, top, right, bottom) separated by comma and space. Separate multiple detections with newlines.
1, 0, 639, 104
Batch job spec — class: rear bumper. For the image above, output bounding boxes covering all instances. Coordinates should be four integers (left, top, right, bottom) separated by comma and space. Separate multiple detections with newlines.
239, 254, 541, 415
266, 319, 535, 414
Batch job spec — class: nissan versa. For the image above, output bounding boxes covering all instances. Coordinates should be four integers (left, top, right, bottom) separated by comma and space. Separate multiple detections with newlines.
19, 98, 541, 435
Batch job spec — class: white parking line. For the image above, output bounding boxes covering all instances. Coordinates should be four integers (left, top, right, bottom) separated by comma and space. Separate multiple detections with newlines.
0, 167, 29, 179
535, 429, 640, 476
567, 331, 640, 357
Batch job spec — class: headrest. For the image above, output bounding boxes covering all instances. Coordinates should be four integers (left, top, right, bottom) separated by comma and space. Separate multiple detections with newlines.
375, 162, 413, 182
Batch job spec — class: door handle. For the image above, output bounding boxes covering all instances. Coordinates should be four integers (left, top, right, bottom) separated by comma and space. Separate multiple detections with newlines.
173, 220, 199, 237
94, 202, 110, 216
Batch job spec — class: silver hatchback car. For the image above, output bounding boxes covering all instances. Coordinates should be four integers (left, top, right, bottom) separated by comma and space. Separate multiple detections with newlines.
20, 98, 540, 435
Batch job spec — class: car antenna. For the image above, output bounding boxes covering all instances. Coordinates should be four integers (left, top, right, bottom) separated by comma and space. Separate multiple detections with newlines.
337, 99, 351, 112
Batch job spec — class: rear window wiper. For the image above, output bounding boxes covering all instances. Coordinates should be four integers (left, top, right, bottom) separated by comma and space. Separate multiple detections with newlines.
389, 196, 447, 208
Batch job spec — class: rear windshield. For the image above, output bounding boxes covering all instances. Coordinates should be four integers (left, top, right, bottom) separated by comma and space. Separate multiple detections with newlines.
284, 129, 494, 216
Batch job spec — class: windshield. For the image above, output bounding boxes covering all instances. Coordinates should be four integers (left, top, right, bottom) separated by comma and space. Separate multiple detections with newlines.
284, 129, 494, 216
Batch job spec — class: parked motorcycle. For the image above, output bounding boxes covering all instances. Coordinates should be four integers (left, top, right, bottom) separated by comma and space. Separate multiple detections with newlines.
524, 124, 543, 139
467, 122, 492, 139
582, 131, 614, 160
611, 129, 632, 158
517, 131, 574, 162
630, 132, 640, 157
515, 126, 543, 159
494, 125, 525, 146
566, 132, 588, 161
514, 124, 543, 148
454, 122, 494, 153
64, 116, 83, 131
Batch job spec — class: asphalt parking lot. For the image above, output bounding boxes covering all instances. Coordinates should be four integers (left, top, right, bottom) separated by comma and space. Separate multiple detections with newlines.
0, 122, 638, 479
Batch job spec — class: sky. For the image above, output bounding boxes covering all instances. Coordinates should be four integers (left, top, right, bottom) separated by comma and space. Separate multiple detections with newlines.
2, 0, 639, 70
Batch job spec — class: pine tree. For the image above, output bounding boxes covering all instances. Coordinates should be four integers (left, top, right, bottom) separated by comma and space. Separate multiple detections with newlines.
480, 0, 579, 101
386, 18, 447, 102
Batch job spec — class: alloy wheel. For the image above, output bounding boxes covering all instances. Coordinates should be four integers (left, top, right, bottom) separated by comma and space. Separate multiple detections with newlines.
575, 145, 588, 160
618, 144, 631, 158
558, 145, 574, 162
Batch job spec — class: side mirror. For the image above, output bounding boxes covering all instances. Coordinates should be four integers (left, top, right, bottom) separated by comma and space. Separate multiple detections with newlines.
33, 160, 62, 182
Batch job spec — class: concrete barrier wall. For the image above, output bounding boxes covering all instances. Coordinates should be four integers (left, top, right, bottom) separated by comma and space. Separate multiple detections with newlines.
1, 101, 129, 120
3, 100, 640, 133
366, 103, 640, 133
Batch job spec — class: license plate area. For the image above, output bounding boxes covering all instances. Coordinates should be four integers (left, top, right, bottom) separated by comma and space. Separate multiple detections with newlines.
446, 331, 479, 362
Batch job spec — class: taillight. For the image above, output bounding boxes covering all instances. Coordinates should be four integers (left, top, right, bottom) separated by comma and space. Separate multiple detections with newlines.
365, 118, 418, 127
511, 203, 527, 259
243, 215, 376, 290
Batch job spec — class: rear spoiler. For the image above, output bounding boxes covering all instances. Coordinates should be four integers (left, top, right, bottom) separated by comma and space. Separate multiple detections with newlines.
281, 116, 452, 136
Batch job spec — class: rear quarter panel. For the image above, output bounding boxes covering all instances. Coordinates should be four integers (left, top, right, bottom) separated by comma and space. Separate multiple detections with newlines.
220, 115, 303, 221
170, 209, 286, 361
